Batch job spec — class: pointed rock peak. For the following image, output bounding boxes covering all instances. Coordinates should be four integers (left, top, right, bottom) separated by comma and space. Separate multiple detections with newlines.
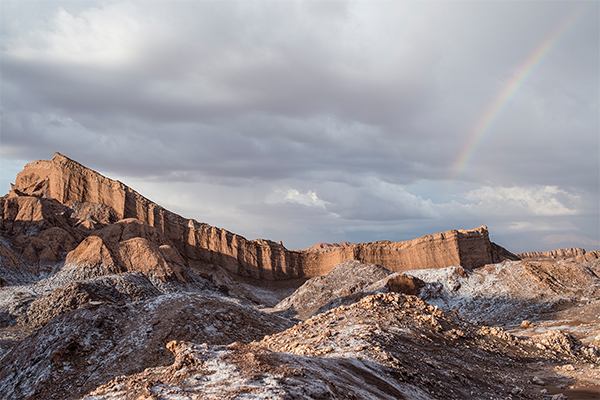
52, 152, 68, 161
457, 225, 488, 235
51, 152, 91, 171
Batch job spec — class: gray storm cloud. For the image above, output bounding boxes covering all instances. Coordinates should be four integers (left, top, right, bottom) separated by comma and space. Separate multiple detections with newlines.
1, 1, 597, 252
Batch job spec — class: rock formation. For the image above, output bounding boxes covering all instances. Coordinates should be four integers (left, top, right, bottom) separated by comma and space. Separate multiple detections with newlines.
272, 260, 393, 319
303, 241, 352, 252
518, 248, 600, 261
6, 153, 519, 281
0, 293, 293, 400
304, 225, 518, 275
84, 292, 600, 400
406, 259, 600, 325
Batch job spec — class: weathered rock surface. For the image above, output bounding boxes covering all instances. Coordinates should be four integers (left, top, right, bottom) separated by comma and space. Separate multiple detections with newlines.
0, 195, 83, 282
65, 200, 119, 230
0, 212, 220, 336
303, 241, 352, 252
0, 293, 294, 400
61, 236, 121, 280
7, 153, 518, 280
0, 194, 79, 239
272, 260, 393, 319
406, 259, 600, 325
13, 227, 78, 266
586, 250, 600, 261
53, 218, 191, 283
273, 257, 600, 330
0, 241, 224, 335
385, 273, 428, 296
0, 237, 38, 284
84, 292, 600, 400
298, 225, 519, 276
15, 273, 163, 329
518, 248, 592, 261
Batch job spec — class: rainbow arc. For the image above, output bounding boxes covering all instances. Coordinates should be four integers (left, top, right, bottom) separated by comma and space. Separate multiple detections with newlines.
452, 3, 591, 181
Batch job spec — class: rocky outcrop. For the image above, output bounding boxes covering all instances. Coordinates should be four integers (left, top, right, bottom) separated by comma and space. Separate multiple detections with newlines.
65, 200, 119, 230
7, 153, 518, 280
60, 219, 190, 283
62, 236, 121, 280
272, 260, 393, 319
0, 195, 83, 280
586, 250, 600, 261
13, 227, 78, 265
303, 241, 352, 252
0, 195, 77, 238
0, 238, 38, 284
303, 226, 518, 276
272, 260, 434, 320
405, 259, 600, 325
17, 274, 162, 329
517, 248, 600, 262
83, 292, 597, 400
518, 248, 587, 260
0, 293, 294, 400
385, 273, 427, 296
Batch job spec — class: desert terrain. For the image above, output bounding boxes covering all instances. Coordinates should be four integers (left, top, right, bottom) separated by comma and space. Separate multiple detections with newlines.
1, 153, 599, 399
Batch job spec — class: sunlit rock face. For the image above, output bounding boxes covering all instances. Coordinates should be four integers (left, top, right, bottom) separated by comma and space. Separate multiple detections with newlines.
6, 153, 517, 281
518, 247, 600, 261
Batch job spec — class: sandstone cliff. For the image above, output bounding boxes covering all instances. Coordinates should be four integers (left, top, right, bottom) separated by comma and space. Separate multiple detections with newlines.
310, 226, 519, 275
518, 248, 600, 261
303, 241, 352, 252
7, 153, 518, 280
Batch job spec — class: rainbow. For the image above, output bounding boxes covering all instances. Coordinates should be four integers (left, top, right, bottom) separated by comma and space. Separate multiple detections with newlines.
452, 3, 591, 181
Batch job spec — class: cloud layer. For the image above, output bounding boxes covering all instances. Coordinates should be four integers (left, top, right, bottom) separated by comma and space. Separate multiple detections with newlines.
1, 1, 598, 252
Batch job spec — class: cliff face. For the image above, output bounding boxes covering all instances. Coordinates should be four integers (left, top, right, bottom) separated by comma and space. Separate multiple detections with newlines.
303, 241, 352, 252
299, 226, 518, 277
7, 153, 517, 280
518, 248, 600, 262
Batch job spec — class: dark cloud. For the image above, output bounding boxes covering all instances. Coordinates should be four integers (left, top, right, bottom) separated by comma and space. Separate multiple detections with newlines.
1, 1, 597, 252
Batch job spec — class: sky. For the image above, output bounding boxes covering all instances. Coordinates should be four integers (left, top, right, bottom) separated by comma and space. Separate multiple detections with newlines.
1, 1, 598, 253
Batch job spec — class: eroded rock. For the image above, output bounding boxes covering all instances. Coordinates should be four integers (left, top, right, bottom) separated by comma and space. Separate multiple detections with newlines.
0, 293, 293, 400
8, 153, 519, 280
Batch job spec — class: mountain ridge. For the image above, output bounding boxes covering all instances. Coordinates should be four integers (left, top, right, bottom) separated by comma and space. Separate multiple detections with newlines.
6, 152, 519, 281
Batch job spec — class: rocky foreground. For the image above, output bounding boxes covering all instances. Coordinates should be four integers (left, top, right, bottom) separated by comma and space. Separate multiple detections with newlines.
1, 153, 599, 399
85, 291, 600, 400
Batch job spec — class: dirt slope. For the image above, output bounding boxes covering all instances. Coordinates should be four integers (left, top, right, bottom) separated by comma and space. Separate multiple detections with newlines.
405, 259, 600, 325
0, 293, 293, 400
84, 293, 600, 400
272, 260, 393, 319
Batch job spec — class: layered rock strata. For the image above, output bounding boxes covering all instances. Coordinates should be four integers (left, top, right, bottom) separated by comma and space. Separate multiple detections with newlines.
303, 241, 352, 252
7, 153, 518, 280
518, 248, 600, 261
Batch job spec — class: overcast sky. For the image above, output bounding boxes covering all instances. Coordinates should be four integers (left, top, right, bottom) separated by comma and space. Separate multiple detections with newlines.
1, 1, 598, 252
